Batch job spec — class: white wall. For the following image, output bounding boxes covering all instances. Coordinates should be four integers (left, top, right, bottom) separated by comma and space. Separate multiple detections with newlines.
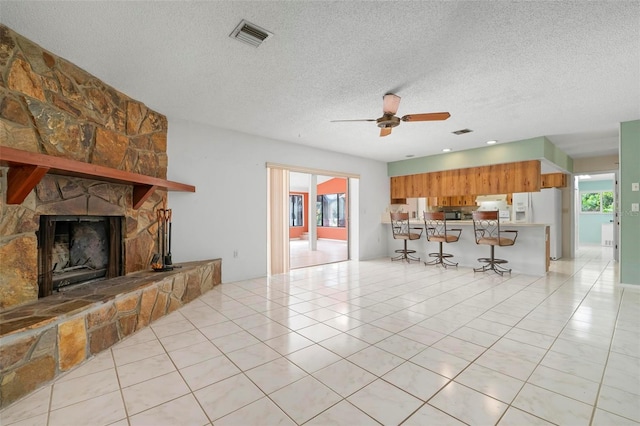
167, 118, 390, 283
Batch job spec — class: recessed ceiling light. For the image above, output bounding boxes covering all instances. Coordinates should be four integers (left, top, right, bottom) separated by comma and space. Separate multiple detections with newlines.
442, 148, 452, 152
487, 140, 497, 145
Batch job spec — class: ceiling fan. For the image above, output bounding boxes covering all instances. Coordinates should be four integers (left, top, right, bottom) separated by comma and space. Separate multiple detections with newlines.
331, 93, 450, 137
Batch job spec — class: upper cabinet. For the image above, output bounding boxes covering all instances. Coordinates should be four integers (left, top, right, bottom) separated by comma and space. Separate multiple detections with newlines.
390, 160, 541, 201
541, 173, 568, 188
426, 195, 476, 207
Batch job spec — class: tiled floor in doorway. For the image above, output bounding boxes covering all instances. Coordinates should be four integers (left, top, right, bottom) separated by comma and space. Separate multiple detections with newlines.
290, 239, 348, 269
1, 246, 638, 425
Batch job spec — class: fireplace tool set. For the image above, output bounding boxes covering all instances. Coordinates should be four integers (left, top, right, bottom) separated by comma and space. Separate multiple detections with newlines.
151, 205, 174, 271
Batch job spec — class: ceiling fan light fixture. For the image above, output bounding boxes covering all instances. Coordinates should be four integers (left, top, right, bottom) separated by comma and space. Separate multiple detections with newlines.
383, 93, 401, 115
330, 93, 451, 137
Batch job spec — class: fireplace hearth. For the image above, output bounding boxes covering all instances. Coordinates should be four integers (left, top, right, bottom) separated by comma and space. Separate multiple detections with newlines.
38, 215, 124, 297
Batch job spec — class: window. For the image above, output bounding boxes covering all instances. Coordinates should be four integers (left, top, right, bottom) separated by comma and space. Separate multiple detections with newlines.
602, 191, 614, 212
289, 194, 303, 227
316, 193, 345, 227
580, 191, 614, 213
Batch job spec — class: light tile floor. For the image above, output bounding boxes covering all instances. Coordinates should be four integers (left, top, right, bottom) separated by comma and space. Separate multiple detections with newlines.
2, 246, 639, 426
290, 239, 348, 269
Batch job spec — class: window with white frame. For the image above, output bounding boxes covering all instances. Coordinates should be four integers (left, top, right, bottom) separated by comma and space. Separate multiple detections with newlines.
580, 190, 614, 213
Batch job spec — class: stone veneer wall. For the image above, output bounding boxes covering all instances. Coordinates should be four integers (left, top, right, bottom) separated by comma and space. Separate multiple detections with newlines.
0, 259, 221, 408
0, 24, 170, 310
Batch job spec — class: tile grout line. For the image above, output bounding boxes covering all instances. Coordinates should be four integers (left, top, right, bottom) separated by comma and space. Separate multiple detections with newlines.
492, 258, 617, 425
587, 280, 625, 426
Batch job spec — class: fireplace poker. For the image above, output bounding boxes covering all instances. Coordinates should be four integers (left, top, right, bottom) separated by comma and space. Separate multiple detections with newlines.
157, 210, 161, 254
165, 209, 172, 265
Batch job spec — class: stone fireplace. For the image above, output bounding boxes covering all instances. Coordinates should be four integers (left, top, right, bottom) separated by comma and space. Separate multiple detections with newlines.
0, 23, 170, 311
0, 25, 220, 409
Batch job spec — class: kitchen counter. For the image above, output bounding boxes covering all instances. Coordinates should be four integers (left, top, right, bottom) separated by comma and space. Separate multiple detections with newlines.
383, 219, 549, 275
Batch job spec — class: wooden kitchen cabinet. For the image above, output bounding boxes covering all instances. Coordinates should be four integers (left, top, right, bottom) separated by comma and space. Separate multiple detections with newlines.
391, 160, 541, 199
541, 173, 567, 188
425, 194, 476, 207
460, 195, 476, 206
390, 175, 408, 203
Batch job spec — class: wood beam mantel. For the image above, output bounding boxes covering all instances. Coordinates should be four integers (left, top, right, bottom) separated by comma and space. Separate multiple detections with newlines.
0, 147, 195, 208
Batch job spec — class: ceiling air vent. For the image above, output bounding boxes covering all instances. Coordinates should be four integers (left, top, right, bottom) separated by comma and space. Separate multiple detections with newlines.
230, 20, 272, 48
452, 128, 473, 135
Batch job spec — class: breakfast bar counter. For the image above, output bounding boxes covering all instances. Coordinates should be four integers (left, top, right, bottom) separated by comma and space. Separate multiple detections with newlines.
383, 220, 549, 275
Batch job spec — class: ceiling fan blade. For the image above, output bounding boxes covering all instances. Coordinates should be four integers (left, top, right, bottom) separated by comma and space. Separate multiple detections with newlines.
383, 93, 401, 115
401, 112, 451, 122
380, 127, 392, 137
330, 118, 377, 122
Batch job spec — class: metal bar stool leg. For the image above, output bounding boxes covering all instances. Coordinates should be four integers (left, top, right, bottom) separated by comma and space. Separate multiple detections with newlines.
474, 245, 512, 275
392, 240, 420, 263
424, 242, 458, 268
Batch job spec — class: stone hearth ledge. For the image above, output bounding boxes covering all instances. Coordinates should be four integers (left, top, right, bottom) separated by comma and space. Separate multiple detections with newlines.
0, 259, 221, 408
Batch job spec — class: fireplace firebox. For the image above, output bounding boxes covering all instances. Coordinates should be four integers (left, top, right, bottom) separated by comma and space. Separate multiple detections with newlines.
38, 215, 124, 297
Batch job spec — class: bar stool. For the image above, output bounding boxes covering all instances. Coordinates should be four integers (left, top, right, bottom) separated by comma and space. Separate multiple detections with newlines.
423, 212, 462, 268
390, 212, 423, 262
471, 210, 518, 275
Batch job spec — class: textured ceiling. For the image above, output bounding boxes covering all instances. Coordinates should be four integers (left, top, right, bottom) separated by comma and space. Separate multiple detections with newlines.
1, 1, 638, 163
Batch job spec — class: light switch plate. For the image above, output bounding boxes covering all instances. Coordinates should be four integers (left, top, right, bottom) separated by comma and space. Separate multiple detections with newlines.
632, 203, 640, 212
633, 182, 640, 191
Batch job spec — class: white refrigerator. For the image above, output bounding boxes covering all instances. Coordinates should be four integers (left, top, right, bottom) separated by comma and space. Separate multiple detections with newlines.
530, 188, 562, 260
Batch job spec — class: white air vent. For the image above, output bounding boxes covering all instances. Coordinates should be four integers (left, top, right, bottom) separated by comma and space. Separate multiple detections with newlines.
452, 128, 473, 135
230, 20, 272, 47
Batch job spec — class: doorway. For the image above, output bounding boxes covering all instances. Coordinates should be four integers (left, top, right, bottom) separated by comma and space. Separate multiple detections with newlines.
289, 172, 349, 269
574, 172, 617, 261
266, 164, 359, 276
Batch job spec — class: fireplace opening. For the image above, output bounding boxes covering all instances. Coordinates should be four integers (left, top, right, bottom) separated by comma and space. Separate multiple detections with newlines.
38, 215, 124, 297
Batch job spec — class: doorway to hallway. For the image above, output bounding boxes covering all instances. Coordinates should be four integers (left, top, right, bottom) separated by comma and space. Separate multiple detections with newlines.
289, 173, 349, 269
574, 172, 616, 262
266, 164, 359, 276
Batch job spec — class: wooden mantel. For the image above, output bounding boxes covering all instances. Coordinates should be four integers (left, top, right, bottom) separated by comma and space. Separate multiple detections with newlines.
0, 147, 195, 209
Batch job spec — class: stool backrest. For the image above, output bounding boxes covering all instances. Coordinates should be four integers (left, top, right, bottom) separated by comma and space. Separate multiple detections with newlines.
423, 211, 446, 241
472, 210, 500, 243
390, 212, 410, 239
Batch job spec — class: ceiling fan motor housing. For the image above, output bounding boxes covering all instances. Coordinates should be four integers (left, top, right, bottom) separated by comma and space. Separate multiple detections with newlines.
377, 114, 401, 128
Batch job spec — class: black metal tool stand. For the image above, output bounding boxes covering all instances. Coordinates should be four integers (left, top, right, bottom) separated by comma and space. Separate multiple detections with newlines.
152, 207, 174, 272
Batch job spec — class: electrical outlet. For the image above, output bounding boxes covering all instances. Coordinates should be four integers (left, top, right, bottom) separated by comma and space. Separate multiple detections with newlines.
632, 203, 640, 212
632, 182, 640, 192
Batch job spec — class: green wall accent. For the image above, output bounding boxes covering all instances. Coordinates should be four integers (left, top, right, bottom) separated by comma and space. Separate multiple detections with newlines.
543, 138, 574, 172
578, 179, 614, 245
619, 120, 640, 285
388, 136, 573, 176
